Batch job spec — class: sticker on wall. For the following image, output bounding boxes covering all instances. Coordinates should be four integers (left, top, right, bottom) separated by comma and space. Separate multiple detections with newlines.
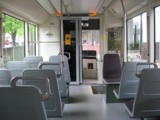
65, 34, 71, 45
102, 34, 105, 41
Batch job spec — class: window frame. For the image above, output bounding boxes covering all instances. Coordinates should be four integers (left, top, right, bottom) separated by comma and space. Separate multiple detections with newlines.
126, 12, 147, 62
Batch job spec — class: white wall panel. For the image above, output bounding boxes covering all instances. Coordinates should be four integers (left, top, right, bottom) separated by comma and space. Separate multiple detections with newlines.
39, 16, 60, 60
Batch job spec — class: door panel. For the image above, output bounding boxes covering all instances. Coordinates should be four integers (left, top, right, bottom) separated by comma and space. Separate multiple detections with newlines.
63, 19, 81, 84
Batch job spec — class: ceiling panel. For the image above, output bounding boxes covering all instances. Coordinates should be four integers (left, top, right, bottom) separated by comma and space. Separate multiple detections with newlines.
50, 0, 61, 12
97, 0, 113, 13
36, 0, 55, 14
65, 0, 100, 14
106, 0, 155, 18
36, 0, 114, 15
51, 0, 112, 15
0, 0, 49, 24
123, 0, 147, 14
109, 0, 124, 18
0, 0, 154, 23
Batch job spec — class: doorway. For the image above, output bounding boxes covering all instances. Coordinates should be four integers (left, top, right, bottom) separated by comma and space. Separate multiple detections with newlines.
63, 19, 81, 84
81, 19, 100, 84
63, 18, 100, 84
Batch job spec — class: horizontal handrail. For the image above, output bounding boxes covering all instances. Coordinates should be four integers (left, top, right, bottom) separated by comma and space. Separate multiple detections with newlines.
136, 63, 158, 78
38, 61, 63, 77
58, 52, 71, 60
10, 76, 52, 101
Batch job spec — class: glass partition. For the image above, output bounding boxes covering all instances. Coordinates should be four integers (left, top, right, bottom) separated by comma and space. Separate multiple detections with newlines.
155, 6, 160, 64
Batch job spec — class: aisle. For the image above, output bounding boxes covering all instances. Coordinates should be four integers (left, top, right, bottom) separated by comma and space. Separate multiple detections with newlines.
49, 85, 140, 120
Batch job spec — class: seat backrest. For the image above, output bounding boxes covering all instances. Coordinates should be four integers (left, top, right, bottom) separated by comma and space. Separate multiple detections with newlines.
22, 69, 63, 117
0, 85, 47, 120
133, 69, 160, 118
0, 69, 11, 85
39, 61, 68, 97
49, 55, 71, 83
24, 56, 43, 68
103, 54, 122, 83
118, 62, 151, 99
6, 61, 30, 84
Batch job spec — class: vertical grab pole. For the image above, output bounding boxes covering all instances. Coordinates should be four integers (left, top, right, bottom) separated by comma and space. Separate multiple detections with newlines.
121, 0, 127, 62
60, 0, 64, 67
0, 9, 2, 57
0, 9, 3, 67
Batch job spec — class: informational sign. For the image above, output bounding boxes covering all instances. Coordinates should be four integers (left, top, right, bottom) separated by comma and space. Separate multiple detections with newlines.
65, 34, 71, 45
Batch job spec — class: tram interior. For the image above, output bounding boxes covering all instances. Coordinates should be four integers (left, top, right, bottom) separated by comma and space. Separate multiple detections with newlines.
0, 0, 160, 120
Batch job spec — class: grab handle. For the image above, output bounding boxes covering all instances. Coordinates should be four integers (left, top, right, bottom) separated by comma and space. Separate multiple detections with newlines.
136, 63, 158, 78
10, 76, 52, 101
38, 61, 63, 78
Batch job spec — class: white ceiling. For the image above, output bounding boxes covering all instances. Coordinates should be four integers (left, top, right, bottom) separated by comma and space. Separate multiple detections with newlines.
0, 0, 49, 24
37, 0, 154, 17
0, 0, 157, 24
37, 0, 113, 15
61, 0, 100, 14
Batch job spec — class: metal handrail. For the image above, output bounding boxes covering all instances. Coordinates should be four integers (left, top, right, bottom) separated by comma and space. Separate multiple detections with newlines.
136, 63, 158, 78
58, 52, 71, 60
38, 61, 63, 77
10, 76, 52, 101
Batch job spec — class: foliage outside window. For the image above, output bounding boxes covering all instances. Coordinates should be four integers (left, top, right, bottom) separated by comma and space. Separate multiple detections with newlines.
2, 14, 25, 66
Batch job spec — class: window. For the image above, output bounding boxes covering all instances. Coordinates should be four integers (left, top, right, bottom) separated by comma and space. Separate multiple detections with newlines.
29, 24, 36, 56
155, 6, 160, 63
82, 30, 100, 59
2, 14, 25, 66
127, 12, 147, 62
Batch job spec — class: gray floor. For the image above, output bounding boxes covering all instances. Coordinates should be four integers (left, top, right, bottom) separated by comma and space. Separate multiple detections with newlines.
49, 85, 140, 120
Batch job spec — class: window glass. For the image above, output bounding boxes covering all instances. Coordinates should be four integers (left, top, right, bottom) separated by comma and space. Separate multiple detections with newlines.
82, 30, 100, 59
29, 24, 36, 56
2, 14, 25, 66
155, 6, 160, 63
127, 12, 147, 62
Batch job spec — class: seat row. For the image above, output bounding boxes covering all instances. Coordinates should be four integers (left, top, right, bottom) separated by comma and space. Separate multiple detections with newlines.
103, 54, 160, 119
6, 55, 70, 99
0, 69, 63, 119
0, 55, 71, 118
0, 83, 48, 120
